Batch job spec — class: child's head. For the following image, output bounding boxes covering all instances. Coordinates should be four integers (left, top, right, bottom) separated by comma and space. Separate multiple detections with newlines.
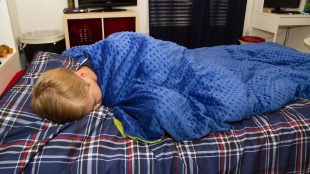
31, 67, 102, 123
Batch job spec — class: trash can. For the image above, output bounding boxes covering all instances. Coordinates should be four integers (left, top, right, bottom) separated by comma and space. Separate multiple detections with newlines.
19, 30, 66, 64
239, 36, 265, 44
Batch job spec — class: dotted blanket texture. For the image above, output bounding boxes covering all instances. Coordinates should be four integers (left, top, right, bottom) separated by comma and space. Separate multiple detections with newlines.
63, 32, 310, 141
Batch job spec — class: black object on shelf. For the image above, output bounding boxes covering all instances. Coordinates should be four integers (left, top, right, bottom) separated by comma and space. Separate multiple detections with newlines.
63, 8, 88, 14
271, 8, 301, 14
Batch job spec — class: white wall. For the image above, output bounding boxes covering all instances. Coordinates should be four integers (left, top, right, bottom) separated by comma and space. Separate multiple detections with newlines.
8, 0, 310, 52
0, 0, 16, 50
11, 0, 149, 34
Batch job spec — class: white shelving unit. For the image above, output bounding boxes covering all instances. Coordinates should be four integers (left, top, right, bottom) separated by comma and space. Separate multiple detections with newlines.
0, 0, 21, 94
251, 0, 310, 42
63, 10, 140, 49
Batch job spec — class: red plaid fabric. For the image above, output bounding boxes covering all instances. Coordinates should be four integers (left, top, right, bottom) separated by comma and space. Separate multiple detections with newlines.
0, 52, 309, 174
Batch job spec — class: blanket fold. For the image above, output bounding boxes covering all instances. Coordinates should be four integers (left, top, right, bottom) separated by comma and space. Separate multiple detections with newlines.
63, 32, 310, 141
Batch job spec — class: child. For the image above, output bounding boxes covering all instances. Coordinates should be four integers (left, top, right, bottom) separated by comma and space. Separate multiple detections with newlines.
32, 32, 310, 141
31, 64, 102, 123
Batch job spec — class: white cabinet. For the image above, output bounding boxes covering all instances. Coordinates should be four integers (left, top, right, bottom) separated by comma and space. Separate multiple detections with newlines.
250, 0, 310, 42
0, 0, 21, 94
63, 10, 140, 49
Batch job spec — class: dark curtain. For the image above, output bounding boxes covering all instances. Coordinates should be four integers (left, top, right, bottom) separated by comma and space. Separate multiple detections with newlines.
149, 0, 247, 48
149, 0, 192, 47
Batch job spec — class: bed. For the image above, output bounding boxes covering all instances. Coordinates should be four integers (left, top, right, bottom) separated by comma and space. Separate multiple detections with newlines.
0, 48, 309, 173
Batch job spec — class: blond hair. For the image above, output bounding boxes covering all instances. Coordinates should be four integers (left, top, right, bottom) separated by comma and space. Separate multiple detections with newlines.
32, 67, 89, 123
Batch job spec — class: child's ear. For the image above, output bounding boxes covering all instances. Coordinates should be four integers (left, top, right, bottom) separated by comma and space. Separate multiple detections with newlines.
75, 71, 87, 78
81, 72, 87, 78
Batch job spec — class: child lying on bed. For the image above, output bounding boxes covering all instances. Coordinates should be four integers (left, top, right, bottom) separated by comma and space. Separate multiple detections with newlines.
31, 32, 310, 142
32, 60, 102, 123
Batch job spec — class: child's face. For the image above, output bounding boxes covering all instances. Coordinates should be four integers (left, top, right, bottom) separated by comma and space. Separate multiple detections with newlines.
75, 72, 102, 114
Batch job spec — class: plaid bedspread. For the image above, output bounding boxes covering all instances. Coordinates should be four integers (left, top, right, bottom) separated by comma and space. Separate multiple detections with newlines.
0, 52, 309, 174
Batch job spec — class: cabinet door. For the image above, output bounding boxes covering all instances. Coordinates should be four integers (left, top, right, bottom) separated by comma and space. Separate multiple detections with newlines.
103, 17, 136, 37
67, 18, 103, 47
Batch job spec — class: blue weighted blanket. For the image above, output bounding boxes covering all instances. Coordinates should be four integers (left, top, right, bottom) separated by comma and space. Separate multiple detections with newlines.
63, 32, 310, 142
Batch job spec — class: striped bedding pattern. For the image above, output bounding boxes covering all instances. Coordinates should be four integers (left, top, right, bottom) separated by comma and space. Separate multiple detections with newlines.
0, 52, 309, 174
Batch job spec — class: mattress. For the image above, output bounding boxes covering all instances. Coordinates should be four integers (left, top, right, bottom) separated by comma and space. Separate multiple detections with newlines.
0, 51, 309, 174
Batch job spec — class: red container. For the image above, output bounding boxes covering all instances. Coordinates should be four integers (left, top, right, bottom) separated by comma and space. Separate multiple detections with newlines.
239, 36, 265, 44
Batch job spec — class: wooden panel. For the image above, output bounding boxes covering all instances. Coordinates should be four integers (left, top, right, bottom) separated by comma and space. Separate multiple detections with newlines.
0, 53, 21, 94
